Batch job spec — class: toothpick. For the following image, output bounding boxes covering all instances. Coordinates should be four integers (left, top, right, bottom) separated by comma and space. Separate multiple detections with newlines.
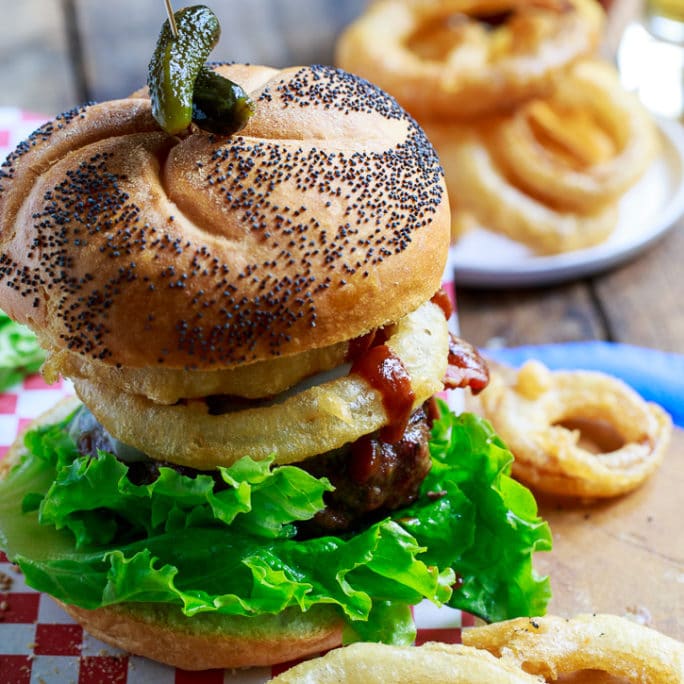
164, 0, 179, 39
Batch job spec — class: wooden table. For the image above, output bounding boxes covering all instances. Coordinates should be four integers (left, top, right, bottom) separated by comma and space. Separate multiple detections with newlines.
0, 0, 683, 652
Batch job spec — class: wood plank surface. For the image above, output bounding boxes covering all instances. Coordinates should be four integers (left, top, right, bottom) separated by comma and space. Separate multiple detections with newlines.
456, 282, 608, 348
537, 427, 684, 641
75, 0, 365, 102
0, 0, 76, 114
592, 224, 684, 353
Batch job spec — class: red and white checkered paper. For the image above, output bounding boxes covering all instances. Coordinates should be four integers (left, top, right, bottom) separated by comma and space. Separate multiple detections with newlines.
0, 108, 468, 683
0, 108, 50, 160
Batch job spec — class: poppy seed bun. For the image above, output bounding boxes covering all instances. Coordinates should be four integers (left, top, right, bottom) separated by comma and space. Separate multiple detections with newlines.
0, 63, 449, 370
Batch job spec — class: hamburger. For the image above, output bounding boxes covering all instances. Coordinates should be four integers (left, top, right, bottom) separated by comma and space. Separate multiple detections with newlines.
0, 63, 551, 670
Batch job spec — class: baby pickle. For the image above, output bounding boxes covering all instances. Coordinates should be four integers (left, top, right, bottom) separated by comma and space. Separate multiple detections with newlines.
192, 67, 255, 135
148, 5, 220, 135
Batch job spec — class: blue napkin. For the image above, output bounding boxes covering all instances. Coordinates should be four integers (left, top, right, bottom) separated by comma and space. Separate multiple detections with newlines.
486, 341, 684, 428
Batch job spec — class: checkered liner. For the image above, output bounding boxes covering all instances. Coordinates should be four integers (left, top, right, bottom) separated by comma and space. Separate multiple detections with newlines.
0, 107, 467, 683
0, 107, 49, 161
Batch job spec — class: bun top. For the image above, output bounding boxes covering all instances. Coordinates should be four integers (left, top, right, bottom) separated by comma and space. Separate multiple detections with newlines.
0, 64, 449, 369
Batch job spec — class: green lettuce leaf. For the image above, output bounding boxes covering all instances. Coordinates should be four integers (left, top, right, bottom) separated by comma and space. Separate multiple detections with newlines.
0, 402, 551, 643
396, 409, 552, 621
0, 310, 46, 391
31, 447, 333, 547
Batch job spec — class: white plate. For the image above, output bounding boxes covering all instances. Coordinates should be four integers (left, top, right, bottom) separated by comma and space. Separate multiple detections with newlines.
448, 117, 684, 288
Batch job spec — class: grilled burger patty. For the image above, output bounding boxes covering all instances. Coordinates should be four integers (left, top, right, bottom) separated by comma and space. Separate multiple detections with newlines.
68, 401, 436, 538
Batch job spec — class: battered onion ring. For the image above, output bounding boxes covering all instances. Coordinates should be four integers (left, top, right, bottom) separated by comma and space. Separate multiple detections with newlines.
479, 361, 672, 498
43, 341, 349, 404
268, 641, 543, 683
491, 59, 659, 214
72, 301, 448, 469
423, 122, 617, 253
335, 0, 603, 120
463, 614, 684, 682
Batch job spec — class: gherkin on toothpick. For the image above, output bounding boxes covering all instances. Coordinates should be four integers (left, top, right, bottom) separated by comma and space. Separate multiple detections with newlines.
148, 3, 255, 135
163, 0, 179, 38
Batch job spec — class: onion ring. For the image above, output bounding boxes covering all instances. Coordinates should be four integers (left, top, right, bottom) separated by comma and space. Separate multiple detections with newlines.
43, 342, 349, 404
72, 301, 448, 469
268, 641, 543, 683
423, 122, 618, 253
490, 59, 659, 214
335, 0, 603, 121
479, 361, 672, 498
463, 614, 684, 682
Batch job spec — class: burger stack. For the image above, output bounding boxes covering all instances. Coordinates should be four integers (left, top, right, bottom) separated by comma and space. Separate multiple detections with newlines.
0, 62, 551, 669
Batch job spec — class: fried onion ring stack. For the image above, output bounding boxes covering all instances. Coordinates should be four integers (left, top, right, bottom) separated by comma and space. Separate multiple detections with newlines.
337, 3, 660, 254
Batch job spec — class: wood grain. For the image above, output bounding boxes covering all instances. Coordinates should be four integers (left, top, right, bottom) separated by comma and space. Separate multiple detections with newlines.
74, 0, 365, 102
536, 427, 684, 641
456, 282, 608, 348
0, 0, 76, 114
592, 224, 684, 353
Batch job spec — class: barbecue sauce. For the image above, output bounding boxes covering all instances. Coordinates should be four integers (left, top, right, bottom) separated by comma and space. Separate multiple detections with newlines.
346, 329, 380, 362
445, 334, 490, 394
351, 344, 415, 444
431, 288, 453, 319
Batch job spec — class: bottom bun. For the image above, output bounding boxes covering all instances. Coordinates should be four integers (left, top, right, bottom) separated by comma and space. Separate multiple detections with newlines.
59, 601, 344, 670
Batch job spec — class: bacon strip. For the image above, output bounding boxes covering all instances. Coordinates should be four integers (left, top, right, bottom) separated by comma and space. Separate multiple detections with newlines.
444, 334, 490, 394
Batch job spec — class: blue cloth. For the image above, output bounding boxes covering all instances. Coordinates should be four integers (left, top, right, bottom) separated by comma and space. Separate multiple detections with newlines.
486, 342, 684, 428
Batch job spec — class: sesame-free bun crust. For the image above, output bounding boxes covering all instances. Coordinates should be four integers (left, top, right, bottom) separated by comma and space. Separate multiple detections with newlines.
0, 64, 449, 369
60, 601, 343, 671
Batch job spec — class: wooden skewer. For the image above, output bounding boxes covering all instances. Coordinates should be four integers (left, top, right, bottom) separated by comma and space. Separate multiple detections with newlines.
164, 0, 179, 38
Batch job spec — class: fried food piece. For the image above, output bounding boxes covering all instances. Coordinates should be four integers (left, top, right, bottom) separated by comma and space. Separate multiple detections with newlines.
268, 641, 544, 683
270, 614, 684, 683
479, 360, 672, 497
463, 614, 684, 682
423, 59, 659, 253
72, 301, 449, 469
423, 121, 618, 253
336, 0, 603, 121
491, 59, 659, 215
